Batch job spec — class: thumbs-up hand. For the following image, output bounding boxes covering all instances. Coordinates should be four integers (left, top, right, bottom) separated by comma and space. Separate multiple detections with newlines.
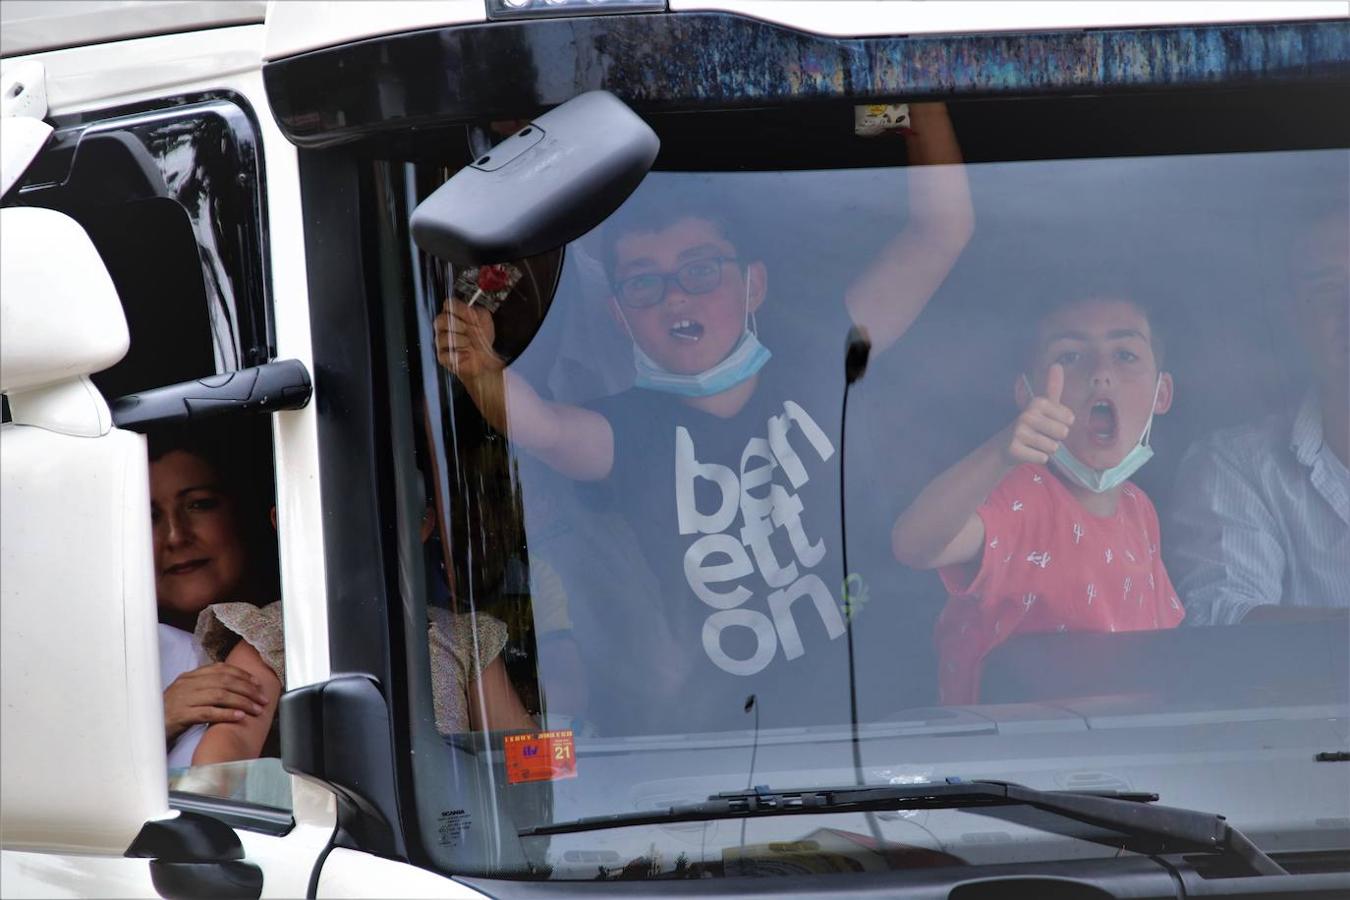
1004, 363, 1076, 466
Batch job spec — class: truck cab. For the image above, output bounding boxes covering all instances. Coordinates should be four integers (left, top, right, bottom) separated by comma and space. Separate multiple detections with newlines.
2, 2, 1348, 897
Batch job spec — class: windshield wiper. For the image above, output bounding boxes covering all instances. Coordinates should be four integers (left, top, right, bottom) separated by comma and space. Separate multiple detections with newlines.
521, 779, 1285, 876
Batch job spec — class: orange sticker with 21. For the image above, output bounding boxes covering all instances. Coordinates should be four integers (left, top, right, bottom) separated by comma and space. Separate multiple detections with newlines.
504, 730, 577, 784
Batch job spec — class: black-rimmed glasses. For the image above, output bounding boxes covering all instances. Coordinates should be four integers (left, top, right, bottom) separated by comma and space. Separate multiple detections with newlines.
613, 257, 740, 309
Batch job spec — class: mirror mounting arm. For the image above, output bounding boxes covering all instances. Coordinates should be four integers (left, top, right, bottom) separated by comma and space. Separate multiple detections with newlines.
125, 811, 263, 899
109, 359, 312, 433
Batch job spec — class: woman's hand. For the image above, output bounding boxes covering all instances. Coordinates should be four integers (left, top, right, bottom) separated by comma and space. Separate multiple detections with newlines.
164, 662, 267, 743
434, 297, 503, 380
190, 641, 282, 767
1003, 363, 1075, 466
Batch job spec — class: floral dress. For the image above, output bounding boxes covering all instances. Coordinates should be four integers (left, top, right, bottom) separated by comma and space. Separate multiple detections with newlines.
195, 601, 509, 734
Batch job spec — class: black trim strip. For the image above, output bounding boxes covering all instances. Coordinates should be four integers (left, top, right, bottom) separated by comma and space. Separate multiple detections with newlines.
263, 13, 1350, 149
296, 147, 412, 860
297, 149, 392, 683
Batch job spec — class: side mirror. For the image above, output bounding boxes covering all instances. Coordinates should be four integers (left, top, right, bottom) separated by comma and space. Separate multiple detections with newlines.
411, 90, 658, 265
1, 207, 171, 853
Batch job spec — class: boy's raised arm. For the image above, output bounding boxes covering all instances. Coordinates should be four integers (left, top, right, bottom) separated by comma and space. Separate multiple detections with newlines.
435, 299, 615, 481
845, 102, 975, 352
893, 365, 1074, 570
891, 444, 998, 572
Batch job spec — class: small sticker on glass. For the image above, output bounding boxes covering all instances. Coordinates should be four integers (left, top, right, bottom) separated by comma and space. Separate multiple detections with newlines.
505, 729, 577, 784
854, 103, 912, 137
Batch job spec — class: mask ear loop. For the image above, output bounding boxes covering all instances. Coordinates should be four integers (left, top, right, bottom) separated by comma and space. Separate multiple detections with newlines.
1138, 374, 1164, 448
743, 268, 758, 336
613, 297, 637, 343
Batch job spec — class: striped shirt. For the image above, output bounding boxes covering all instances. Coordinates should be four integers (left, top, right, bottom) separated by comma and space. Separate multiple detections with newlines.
1167, 393, 1350, 625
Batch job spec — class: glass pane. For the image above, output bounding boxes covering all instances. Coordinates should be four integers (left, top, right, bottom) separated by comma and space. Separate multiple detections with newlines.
383, 99, 1348, 880
151, 420, 290, 815
169, 759, 292, 811
16, 100, 273, 396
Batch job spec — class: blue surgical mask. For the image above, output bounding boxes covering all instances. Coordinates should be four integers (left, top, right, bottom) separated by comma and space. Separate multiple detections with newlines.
1021, 373, 1163, 494
624, 276, 771, 397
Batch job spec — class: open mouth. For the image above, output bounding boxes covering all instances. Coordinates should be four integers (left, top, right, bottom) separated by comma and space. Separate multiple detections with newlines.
164, 559, 208, 576
669, 319, 704, 342
1087, 400, 1118, 446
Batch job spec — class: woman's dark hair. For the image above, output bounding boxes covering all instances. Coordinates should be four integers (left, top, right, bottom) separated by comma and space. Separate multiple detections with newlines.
146, 420, 281, 606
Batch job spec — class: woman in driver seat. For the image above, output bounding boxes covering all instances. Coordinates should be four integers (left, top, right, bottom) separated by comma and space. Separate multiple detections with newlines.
151, 427, 534, 767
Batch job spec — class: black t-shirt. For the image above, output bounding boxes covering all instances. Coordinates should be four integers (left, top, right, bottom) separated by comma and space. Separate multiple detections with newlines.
584, 353, 857, 733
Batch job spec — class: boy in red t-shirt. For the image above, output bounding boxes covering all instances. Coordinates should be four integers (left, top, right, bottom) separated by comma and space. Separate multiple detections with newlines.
892, 294, 1184, 704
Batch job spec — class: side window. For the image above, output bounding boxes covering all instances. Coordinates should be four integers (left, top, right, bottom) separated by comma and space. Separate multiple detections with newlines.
16, 98, 273, 389
14, 97, 292, 818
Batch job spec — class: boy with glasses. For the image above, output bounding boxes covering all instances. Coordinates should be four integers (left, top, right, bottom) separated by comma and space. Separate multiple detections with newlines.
435, 103, 972, 730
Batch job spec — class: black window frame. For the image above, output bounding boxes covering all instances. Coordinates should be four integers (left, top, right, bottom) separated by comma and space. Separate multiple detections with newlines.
279, 11, 1350, 886
14, 90, 275, 390
8, 90, 294, 835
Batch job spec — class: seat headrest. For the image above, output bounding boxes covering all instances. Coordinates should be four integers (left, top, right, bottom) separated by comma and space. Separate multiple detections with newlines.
0, 207, 128, 395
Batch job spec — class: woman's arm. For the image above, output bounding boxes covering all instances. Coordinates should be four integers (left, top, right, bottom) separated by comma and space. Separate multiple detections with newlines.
466, 656, 537, 733
190, 640, 282, 766
163, 662, 267, 744
845, 102, 975, 352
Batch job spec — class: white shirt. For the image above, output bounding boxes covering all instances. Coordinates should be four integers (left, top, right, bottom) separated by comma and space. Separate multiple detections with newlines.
1168, 393, 1350, 625
159, 623, 208, 769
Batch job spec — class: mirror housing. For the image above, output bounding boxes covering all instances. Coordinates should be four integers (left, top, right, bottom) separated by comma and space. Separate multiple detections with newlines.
0, 208, 128, 400
411, 90, 658, 265
0, 208, 171, 853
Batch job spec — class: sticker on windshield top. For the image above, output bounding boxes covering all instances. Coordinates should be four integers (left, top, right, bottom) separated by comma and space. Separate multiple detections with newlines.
505, 730, 577, 784
854, 103, 911, 137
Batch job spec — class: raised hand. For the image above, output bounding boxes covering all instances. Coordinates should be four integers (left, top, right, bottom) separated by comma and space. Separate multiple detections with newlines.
434, 297, 503, 379
163, 662, 267, 743
1004, 363, 1075, 466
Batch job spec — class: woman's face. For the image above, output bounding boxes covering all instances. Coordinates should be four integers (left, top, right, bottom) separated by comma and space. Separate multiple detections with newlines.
150, 450, 247, 629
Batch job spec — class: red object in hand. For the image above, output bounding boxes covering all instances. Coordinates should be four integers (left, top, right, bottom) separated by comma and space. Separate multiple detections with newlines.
477, 265, 513, 293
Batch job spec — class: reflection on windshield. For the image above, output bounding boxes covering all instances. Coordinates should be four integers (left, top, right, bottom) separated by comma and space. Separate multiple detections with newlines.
399, 138, 1348, 879
434, 103, 973, 737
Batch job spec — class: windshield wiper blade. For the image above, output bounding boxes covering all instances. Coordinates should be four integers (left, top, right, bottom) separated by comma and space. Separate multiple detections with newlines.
520, 780, 1149, 836
521, 779, 1284, 876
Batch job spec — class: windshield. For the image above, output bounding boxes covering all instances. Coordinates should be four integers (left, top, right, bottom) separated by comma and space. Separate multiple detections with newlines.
366, 95, 1349, 881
